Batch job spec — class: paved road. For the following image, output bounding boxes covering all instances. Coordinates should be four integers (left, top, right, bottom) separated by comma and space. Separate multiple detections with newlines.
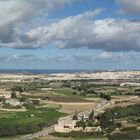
20, 125, 55, 140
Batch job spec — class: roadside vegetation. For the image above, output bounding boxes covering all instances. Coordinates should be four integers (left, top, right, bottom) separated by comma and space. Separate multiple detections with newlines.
51, 131, 105, 139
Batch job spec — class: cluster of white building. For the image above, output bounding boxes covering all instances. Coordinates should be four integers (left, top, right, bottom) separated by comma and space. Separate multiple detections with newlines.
0, 71, 140, 82
54, 115, 102, 133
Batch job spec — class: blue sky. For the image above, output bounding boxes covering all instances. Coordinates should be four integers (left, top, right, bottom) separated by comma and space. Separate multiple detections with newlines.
0, 0, 140, 70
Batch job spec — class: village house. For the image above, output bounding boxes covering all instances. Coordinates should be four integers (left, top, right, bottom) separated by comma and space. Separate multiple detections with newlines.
5, 98, 21, 106
54, 116, 79, 133
78, 115, 89, 121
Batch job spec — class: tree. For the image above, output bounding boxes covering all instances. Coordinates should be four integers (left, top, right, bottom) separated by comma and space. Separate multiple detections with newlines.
81, 90, 86, 96
76, 121, 86, 129
89, 110, 94, 121
100, 116, 111, 129
106, 94, 111, 101
32, 100, 39, 105
100, 93, 111, 101
0, 97, 5, 103
73, 112, 78, 120
19, 97, 27, 102
11, 91, 17, 98
41, 96, 50, 100
72, 92, 77, 95
11, 86, 23, 93
110, 109, 115, 125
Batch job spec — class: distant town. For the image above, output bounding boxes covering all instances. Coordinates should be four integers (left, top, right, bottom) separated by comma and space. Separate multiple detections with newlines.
1, 70, 140, 82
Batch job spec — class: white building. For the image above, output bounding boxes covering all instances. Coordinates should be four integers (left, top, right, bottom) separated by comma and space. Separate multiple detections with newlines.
54, 115, 102, 133
5, 99, 21, 106
55, 116, 79, 133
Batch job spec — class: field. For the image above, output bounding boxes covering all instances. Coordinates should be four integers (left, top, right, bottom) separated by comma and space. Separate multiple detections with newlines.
0, 108, 64, 126
45, 102, 96, 114
20, 87, 91, 103
0, 108, 65, 136
36, 135, 108, 140
58, 102, 96, 113
0, 137, 19, 140
52, 88, 81, 97
2, 137, 107, 140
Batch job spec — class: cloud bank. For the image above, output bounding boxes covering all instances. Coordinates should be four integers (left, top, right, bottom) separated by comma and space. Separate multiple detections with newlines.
0, 1, 140, 52
20, 10, 140, 52
0, 0, 74, 46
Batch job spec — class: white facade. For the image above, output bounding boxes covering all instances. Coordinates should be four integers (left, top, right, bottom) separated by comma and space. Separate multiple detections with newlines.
5, 99, 21, 106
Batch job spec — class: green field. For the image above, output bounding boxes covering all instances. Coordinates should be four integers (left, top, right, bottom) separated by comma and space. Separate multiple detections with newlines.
53, 88, 81, 97
0, 108, 65, 136
0, 137, 18, 140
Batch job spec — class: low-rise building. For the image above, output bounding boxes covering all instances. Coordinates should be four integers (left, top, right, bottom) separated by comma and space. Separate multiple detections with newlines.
55, 116, 77, 133
5, 98, 21, 106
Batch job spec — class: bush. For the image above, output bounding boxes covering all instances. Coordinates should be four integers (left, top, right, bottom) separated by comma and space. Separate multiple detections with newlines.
121, 126, 137, 132
72, 92, 77, 95
32, 100, 40, 105
23, 103, 35, 109
100, 93, 111, 101
107, 130, 140, 140
100, 104, 140, 121
51, 131, 104, 138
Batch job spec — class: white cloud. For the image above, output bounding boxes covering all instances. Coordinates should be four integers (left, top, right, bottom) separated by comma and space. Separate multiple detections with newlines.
117, 0, 140, 14
0, 0, 74, 43
73, 54, 93, 62
96, 51, 140, 62
21, 10, 140, 51
1, 7, 140, 52
0, 54, 36, 61
97, 52, 125, 62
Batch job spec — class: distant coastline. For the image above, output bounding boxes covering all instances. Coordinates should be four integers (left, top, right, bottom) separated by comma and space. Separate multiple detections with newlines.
0, 69, 140, 74
0, 69, 95, 74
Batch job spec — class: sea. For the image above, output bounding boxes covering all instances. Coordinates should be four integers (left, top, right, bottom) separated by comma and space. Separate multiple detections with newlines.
0, 69, 97, 74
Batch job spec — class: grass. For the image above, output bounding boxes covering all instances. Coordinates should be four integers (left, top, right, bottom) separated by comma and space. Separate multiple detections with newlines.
2, 104, 21, 109
108, 130, 140, 140
75, 137, 108, 140
0, 108, 66, 137
0, 137, 18, 140
0, 108, 65, 127
51, 132, 107, 140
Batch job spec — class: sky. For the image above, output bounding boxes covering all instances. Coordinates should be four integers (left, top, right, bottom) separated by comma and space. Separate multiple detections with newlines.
0, 0, 140, 70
